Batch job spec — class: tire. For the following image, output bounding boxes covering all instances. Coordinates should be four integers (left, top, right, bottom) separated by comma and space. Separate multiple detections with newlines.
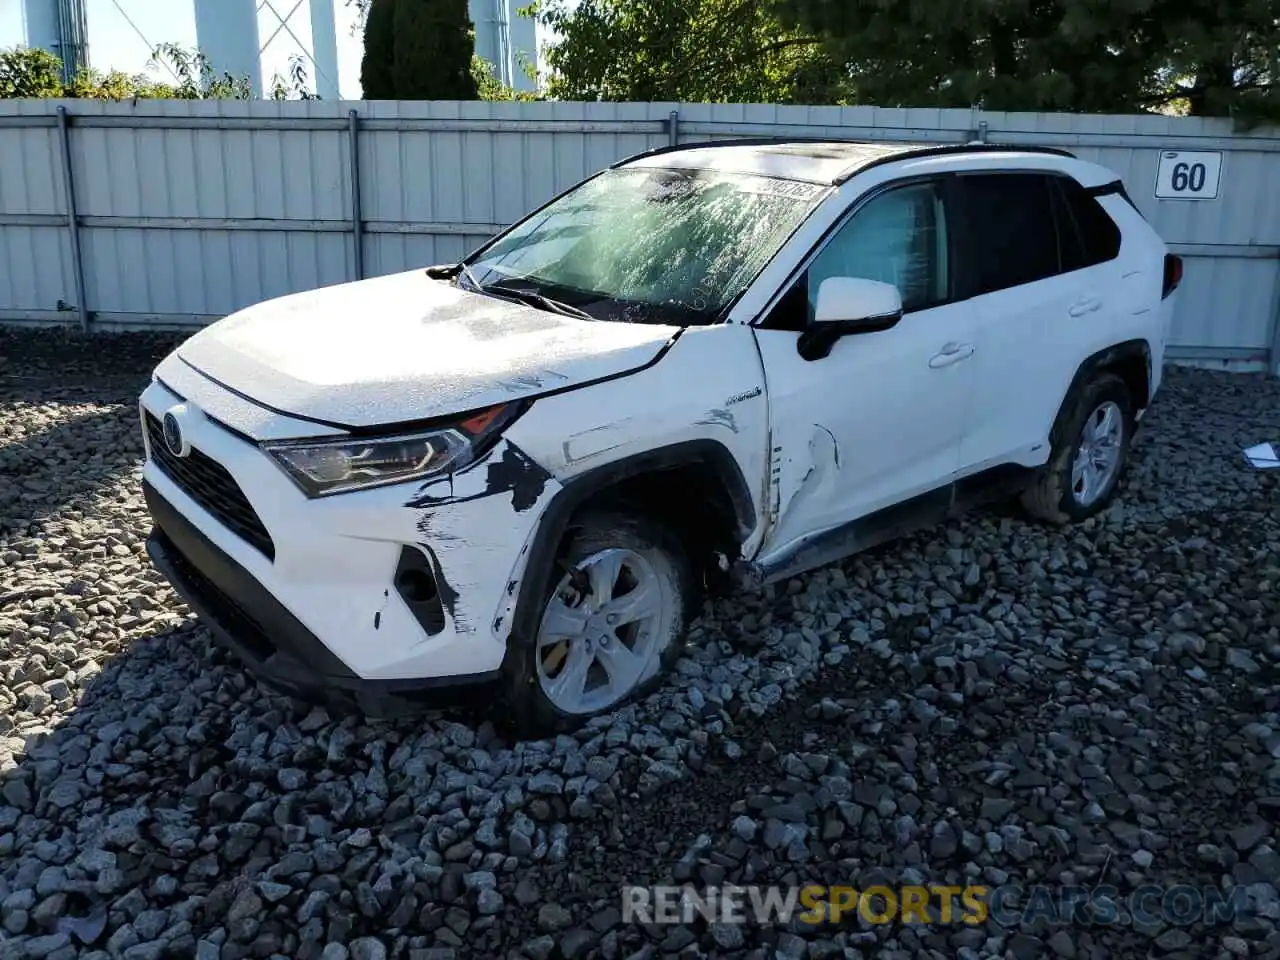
1021, 372, 1134, 525
498, 511, 694, 737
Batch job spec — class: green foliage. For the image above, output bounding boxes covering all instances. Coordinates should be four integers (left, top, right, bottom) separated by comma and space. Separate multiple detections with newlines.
0, 47, 64, 98
392, 0, 478, 99
361, 0, 397, 98
767, 0, 1279, 118
471, 55, 541, 101
269, 55, 322, 101
362, 0, 479, 99
536, 0, 847, 103
1142, 0, 1280, 124
534, 0, 1276, 118
0, 43, 253, 100
143, 44, 254, 100
359, 0, 539, 100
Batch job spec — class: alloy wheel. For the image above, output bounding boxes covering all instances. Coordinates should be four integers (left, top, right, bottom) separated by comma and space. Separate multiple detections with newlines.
1071, 400, 1124, 507
534, 547, 674, 715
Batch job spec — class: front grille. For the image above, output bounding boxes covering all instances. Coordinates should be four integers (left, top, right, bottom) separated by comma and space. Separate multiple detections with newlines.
144, 412, 276, 560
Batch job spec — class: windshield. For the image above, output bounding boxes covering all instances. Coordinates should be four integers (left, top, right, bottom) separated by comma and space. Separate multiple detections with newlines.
463, 166, 828, 325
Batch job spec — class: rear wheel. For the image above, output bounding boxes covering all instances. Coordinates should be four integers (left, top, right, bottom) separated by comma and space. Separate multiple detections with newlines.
500, 512, 693, 736
1021, 373, 1134, 524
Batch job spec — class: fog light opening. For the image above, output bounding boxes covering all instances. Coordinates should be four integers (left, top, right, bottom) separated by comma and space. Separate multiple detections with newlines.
397, 567, 438, 603
393, 545, 447, 637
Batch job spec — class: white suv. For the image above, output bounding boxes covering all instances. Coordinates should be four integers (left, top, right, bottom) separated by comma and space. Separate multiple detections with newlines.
139, 140, 1181, 735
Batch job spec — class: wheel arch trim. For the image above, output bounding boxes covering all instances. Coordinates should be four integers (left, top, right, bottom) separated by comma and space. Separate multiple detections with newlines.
503, 439, 756, 650
1050, 338, 1151, 448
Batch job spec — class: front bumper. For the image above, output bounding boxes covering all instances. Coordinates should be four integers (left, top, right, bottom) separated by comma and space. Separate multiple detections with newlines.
138, 371, 562, 698
144, 480, 500, 701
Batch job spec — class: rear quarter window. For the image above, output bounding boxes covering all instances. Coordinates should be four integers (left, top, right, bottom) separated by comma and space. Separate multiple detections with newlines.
1052, 177, 1122, 272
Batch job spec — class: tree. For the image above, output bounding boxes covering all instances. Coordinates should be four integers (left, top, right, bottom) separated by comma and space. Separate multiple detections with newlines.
360, 0, 479, 99
761, 0, 1154, 113
360, 0, 397, 97
393, 0, 477, 98
0, 47, 64, 98
1141, 0, 1280, 121
766, 0, 1278, 118
537, 0, 848, 103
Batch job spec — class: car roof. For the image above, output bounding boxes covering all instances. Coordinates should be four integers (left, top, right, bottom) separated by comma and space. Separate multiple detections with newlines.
616, 139, 1079, 186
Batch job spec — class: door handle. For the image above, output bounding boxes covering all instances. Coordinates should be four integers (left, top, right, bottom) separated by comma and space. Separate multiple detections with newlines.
929, 342, 974, 368
1069, 296, 1102, 317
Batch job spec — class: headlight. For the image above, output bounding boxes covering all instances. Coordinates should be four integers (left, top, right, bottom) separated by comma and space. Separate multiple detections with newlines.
263, 404, 519, 497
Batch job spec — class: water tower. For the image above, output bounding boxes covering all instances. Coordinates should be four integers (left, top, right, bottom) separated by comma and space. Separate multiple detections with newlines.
194, 0, 341, 99
471, 0, 537, 92
22, 0, 89, 82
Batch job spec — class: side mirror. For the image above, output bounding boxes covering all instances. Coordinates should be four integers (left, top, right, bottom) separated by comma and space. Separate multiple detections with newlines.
798, 277, 904, 361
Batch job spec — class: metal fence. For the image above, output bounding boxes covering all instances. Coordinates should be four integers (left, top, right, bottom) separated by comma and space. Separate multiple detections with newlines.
1, 98, 1278, 372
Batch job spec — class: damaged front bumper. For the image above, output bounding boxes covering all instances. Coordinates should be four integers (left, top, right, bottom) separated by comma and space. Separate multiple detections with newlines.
138, 376, 562, 703
144, 481, 501, 704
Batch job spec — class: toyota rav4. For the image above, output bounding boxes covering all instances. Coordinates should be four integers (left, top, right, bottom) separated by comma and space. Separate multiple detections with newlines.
139, 139, 1182, 735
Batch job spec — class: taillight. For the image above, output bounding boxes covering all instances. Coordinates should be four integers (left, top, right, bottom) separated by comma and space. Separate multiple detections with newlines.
1162, 254, 1183, 299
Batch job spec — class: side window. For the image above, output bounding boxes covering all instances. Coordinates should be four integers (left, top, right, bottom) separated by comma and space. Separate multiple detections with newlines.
959, 173, 1060, 295
807, 181, 949, 316
1052, 177, 1122, 272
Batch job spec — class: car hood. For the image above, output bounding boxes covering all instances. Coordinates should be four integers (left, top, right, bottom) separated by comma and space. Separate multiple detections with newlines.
175, 269, 680, 429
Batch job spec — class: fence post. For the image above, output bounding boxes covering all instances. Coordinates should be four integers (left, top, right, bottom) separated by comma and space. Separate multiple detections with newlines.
667, 109, 680, 147
55, 105, 90, 333
1268, 256, 1280, 377
348, 108, 364, 282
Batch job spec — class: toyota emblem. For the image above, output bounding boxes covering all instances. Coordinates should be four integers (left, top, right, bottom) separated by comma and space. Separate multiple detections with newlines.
161, 406, 190, 458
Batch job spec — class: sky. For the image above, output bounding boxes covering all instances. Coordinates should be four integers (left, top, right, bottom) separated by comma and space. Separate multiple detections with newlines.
1, 0, 379, 99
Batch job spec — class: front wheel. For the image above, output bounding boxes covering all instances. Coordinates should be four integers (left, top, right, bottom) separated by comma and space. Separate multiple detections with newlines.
1021, 372, 1134, 524
500, 511, 693, 736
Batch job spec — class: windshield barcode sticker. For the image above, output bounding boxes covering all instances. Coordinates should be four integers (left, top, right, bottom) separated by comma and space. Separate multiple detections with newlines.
739, 180, 828, 200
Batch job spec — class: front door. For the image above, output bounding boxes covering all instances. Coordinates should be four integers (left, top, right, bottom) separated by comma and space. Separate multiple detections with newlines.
752, 177, 977, 561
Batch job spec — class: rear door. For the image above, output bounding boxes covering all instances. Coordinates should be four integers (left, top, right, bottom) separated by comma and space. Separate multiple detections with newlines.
953, 171, 1127, 475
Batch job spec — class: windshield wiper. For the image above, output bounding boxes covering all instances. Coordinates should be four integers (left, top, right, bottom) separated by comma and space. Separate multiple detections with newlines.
449, 261, 596, 321
426, 260, 486, 290
454, 262, 484, 291
487, 285, 596, 322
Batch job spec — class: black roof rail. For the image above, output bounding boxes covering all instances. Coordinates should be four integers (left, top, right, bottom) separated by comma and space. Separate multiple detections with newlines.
608, 136, 1078, 185
836, 141, 1078, 183
606, 135, 896, 169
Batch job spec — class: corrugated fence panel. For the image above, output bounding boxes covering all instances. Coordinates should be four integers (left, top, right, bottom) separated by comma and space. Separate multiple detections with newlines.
54, 100, 354, 322
357, 100, 671, 278
0, 117, 74, 319
1173, 256, 1278, 350
0, 97, 1276, 364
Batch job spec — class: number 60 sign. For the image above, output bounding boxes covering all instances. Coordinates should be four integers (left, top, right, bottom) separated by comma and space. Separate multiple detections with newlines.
1154, 150, 1222, 200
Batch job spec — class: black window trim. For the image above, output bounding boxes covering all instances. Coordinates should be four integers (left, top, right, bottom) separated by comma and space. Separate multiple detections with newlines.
1061, 177, 1127, 264
752, 164, 1127, 330
754, 172, 963, 330
1050, 174, 1125, 274
950, 169, 1065, 300
1085, 178, 1130, 202
949, 168, 1124, 301
1048, 175, 1088, 271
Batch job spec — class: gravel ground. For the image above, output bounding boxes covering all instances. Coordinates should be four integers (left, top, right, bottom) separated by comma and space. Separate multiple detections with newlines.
1, 326, 1279, 960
